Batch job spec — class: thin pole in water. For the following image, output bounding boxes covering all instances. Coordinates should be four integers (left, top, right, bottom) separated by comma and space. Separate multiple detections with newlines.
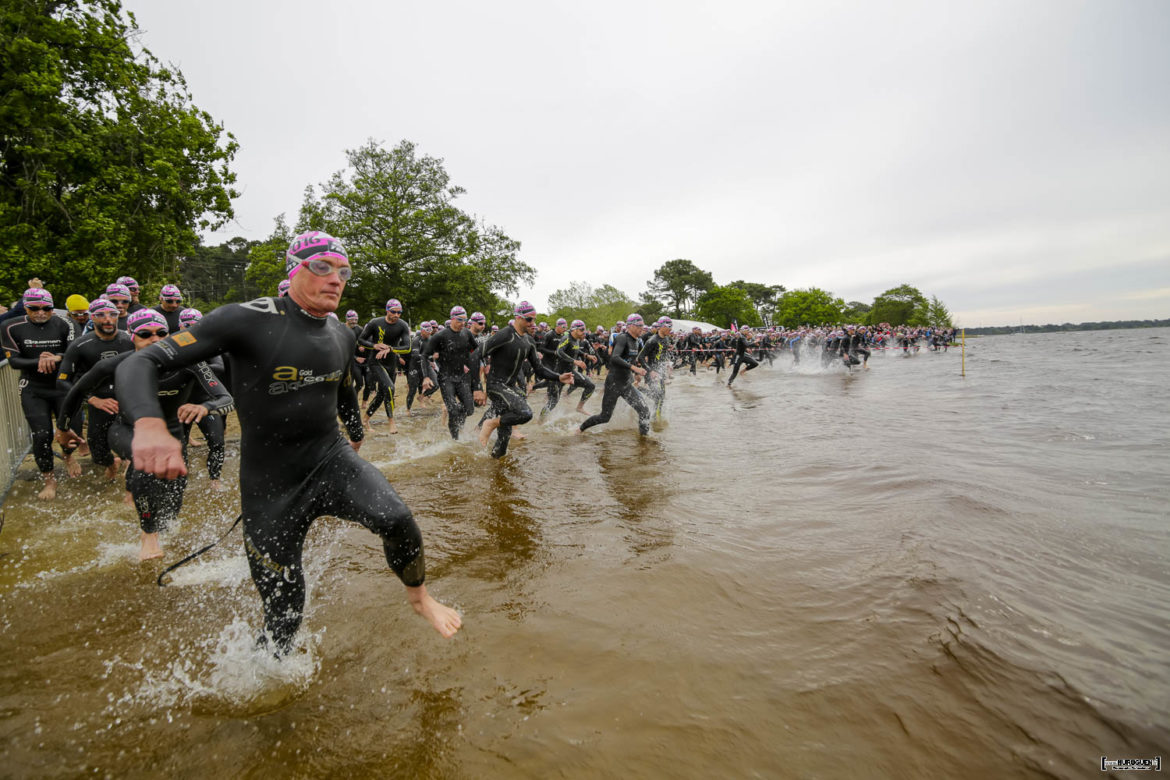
961, 328, 966, 377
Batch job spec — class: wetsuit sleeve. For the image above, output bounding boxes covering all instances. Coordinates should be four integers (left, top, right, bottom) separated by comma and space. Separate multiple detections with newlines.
609, 334, 634, 370
186, 361, 235, 415
525, 341, 561, 382
116, 304, 241, 424
357, 320, 379, 350
338, 374, 364, 442
1, 320, 39, 370
56, 338, 85, 392
555, 335, 576, 364
58, 351, 128, 430
635, 336, 657, 367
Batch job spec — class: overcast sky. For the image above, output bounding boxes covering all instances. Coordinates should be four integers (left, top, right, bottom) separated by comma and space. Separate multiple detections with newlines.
129, 0, 1169, 326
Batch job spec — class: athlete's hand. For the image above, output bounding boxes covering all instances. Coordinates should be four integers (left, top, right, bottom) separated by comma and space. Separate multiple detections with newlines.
88, 396, 119, 414
422, 377, 434, 391
132, 418, 186, 479
574, 360, 586, 370
38, 352, 60, 374
633, 366, 647, 377
350, 438, 363, 452
55, 429, 84, 448
473, 390, 486, 406
355, 356, 366, 364
559, 372, 574, 385
176, 403, 209, 424
374, 344, 391, 359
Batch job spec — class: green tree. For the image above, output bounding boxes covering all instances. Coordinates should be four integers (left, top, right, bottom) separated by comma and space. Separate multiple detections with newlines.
728, 280, 785, 325
0, 0, 238, 301
298, 139, 532, 323
775, 288, 845, 327
644, 259, 713, 318
178, 236, 259, 311
868, 284, 928, 327
842, 300, 871, 323
549, 282, 638, 330
695, 285, 761, 328
924, 295, 953, 328
244, 214, 294, 298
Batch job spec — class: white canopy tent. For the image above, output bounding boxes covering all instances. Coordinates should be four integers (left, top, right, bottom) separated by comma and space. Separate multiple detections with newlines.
665, 317, 723, 332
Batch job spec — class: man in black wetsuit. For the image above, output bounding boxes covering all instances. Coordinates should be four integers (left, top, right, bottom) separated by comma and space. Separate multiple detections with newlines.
358, 298, 411, 434
121, 230, 461, 652
476, 301, 572, 458
2, 286, 82, 498
152, 284, 185, 334
637, 316, 673, 418
58, 308, 233, 560
578, 313, 652, 437
116, 276, 147, 315
727, 327, 760, 386
546, 319, 597, 415
426, 305, 483, 439
56, 299, 134, 481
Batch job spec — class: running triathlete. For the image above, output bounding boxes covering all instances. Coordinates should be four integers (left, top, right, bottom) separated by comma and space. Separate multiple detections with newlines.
119, 231, 461, 652
56, 299, 134, 482
1, 287, 79, 498
578, 313, 651, 437
477, 301, 572, 458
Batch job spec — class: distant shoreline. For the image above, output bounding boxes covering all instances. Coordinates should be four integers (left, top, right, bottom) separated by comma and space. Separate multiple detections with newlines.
962, 319, 1169, 336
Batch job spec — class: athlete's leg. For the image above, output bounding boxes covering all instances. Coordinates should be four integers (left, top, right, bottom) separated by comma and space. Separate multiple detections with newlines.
579, 377, 622, 432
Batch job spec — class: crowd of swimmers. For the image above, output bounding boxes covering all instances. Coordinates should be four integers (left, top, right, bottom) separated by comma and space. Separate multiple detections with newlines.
0, 232, 957, 651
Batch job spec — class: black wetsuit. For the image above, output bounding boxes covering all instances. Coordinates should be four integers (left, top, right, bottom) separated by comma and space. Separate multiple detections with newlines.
59, 349, 232, 533
56, 329, 134, 467
405, 332, 436, 410
347, 323, 367, 394
636, 333, 671, 416
480, 325, 563, 458
580, 331, 651, 435
358, 316, 411, 420
117, 295, 428, 652
184, 354, 229, 480
2, 314, 75, 472
152, 305, 183, 335
545, 332, 595, 412
427, 326, 479, 438
727, 334, 759, 384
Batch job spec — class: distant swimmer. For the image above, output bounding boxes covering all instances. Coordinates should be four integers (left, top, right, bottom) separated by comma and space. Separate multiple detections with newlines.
726, 327, 759, 386
477, 301, 572, 458
119, 230, 461, 653
577, 313, 651, 437
425, 305, 482, 439
358, 299, 411, 434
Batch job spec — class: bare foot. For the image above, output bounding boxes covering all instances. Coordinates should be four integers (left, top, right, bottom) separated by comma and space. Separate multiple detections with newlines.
37, 475, 57, 500
209, 479, 224, 492
123, 490, 133, 507
512, 431, 526, 440
574, 426, 584, 435
387, 419, 399, 435
139, 532, 163, 561
575, 405, 588, 414
406, 584, 462, 638
64, 455, 81, 478
189, 438, 205, 448
478, 417, 500, 447
76, 442, 90, 457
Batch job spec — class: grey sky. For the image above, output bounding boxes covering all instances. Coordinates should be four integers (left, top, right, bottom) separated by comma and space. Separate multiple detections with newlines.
130, 0, 1170, 326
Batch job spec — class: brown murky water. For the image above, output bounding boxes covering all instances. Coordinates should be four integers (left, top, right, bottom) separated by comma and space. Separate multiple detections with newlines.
1, 330, 1167, 778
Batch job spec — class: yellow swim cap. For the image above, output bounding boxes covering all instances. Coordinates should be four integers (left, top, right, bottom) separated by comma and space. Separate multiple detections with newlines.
66, 294, 89, 312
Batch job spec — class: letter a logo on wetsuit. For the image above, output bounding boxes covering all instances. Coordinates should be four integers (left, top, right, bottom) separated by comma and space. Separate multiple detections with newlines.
240, 298, 282, 315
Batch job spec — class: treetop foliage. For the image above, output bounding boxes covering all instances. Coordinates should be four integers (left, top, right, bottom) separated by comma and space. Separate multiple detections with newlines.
0, 0, 238, 302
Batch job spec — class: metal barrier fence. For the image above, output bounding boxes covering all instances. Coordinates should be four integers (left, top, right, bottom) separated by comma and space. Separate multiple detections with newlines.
0, 359, 31, 504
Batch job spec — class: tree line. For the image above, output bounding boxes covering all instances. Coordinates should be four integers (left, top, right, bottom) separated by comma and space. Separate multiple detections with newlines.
3, 0, 953, 332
